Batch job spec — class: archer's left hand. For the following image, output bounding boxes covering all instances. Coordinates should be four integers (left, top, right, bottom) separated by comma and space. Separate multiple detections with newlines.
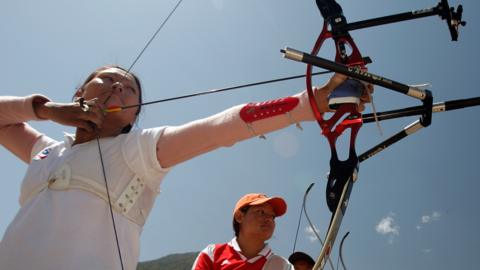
313, 73, 374, 113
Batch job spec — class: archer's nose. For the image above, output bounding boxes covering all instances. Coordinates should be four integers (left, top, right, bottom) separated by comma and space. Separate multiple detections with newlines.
112, 82, 124, 93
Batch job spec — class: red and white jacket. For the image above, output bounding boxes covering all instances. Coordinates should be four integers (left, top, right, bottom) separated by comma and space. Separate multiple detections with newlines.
192, 238, 292, 270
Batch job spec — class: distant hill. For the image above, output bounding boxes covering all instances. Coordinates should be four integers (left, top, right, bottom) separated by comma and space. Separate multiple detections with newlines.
137, 252, 198, 270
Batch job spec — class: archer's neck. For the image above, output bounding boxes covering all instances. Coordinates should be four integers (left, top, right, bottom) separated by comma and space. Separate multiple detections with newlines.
73, 128, 122, 146
236, 235, 266, 259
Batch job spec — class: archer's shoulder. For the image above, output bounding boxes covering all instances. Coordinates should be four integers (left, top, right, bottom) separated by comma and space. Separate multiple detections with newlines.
121, 126, 168, 141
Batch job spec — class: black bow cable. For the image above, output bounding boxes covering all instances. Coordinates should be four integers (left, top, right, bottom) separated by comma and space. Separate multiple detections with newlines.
120, 0, 185, 83
98, 1, 185, 268
105, 70, 332, 112
97, 137, 125, 270
302, 183, 335, 270
292, 191, 305, 253
338, 232, 350, 270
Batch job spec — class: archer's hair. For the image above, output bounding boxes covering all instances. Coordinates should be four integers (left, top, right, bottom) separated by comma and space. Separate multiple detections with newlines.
232, 206, 250, 237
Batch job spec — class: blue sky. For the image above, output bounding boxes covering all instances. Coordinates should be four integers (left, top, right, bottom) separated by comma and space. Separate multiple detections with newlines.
1, 0, 479, 269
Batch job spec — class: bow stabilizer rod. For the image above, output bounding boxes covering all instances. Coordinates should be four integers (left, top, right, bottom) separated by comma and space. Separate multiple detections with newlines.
361, 96, 480, 123
282, 47, 430, 101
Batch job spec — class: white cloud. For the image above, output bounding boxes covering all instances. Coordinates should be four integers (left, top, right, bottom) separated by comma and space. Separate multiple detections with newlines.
376, 216, 399, 235
421, 215, 431, 224
418, 211, 441, 229
305, 225, 321, 243
376, 213, 399, 244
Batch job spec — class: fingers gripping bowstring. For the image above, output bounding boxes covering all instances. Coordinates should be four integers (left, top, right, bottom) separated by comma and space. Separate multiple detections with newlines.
97, 1, 185, 269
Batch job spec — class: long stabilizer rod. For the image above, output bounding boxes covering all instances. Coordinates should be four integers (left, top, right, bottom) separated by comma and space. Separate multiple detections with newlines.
361, 96, 480, 123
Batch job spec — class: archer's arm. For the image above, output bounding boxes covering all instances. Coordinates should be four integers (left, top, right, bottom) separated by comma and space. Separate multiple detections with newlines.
0, 95, 106, 163
156, 74, 357, 168
0, 95, 53, 163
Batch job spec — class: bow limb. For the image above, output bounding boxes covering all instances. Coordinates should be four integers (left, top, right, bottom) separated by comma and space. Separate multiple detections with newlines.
306, 22, 331, 128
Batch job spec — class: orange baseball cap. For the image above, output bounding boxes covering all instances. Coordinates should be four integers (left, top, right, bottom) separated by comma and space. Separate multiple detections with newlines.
233, 193, 287, 217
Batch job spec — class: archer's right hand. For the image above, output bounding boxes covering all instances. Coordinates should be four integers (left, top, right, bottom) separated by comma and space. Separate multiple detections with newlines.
33, 97, 105, 133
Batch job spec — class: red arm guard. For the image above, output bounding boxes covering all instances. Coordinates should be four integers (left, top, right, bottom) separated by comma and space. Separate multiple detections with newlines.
239, 97, 299, 123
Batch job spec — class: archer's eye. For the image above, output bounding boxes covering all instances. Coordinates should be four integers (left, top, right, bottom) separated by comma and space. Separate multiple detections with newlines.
100, 76, 114, 84
255, 209, 275, 220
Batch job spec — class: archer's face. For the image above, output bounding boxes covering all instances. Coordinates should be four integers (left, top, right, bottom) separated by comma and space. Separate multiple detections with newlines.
237, 203, 276, 241
79, 67, 141, 133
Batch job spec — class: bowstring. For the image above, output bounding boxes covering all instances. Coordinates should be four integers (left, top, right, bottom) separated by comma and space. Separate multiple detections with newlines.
120, 0, 185, 84
303, 186, 336, 270
293, 183, 335, 270
114, 70, 333, 112
98, 0, 185, 268
97, 137, 125, 270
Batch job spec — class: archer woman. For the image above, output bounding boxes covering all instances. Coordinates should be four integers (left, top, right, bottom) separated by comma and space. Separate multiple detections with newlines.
0, 65, 371, 270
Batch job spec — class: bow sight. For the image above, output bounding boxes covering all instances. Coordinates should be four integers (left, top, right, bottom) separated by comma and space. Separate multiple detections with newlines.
316, 0, 465, 41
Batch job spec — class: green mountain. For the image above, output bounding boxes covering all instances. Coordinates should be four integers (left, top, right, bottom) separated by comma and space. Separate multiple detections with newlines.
137, 252, 198, 270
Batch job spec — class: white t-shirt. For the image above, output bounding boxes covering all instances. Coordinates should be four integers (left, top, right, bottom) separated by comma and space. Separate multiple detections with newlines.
0, 127, 168, 270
